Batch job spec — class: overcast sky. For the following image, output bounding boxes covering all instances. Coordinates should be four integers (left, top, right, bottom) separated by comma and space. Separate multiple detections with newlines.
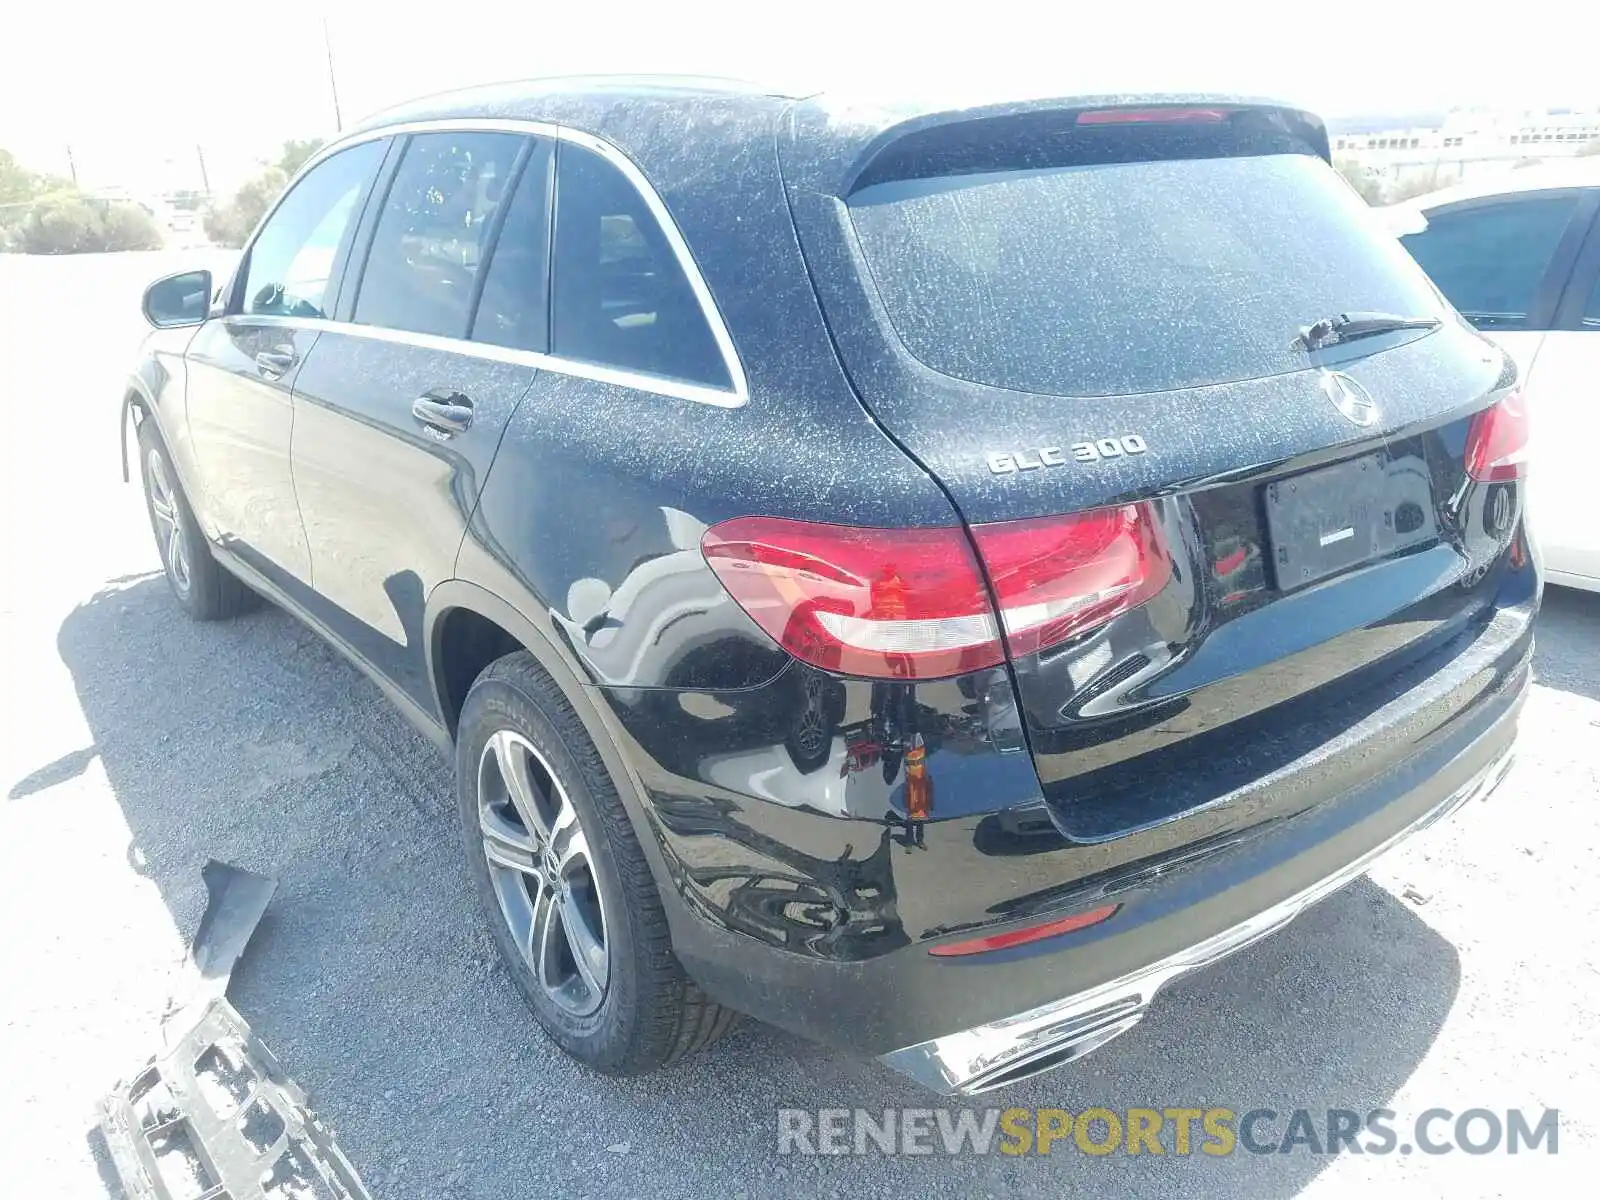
3, 0, 1593, 191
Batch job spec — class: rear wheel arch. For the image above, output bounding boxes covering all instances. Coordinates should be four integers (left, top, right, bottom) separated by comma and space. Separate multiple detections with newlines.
425, 583, 582, 735
432, 605, 524, 737
425, 579, 693, 940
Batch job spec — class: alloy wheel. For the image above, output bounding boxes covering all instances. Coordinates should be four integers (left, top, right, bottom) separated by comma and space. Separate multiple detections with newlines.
792, 672, 830, 760
147, 449, 191, 595
476, 729, 611, 1017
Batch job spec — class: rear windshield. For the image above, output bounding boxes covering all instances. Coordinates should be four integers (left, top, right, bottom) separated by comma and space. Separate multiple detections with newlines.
848, 152, 1444, 397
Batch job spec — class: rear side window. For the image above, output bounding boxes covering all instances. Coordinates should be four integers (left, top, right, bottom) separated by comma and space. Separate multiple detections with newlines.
1400, 196, 1580, 331
472, 141, 554, 353
241, 141, 384, 318
354, 131, 525, 339
848, 152, 1444, 397
551, 143, 730, 388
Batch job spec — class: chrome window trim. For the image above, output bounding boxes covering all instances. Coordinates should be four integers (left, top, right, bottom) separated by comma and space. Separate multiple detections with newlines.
237, 117, 749, 409
222, 314, 746, 408
554, 126, 749, 402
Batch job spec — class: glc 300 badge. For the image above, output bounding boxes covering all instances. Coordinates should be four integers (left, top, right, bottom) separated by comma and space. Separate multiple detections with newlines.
987, 435, 1148, 476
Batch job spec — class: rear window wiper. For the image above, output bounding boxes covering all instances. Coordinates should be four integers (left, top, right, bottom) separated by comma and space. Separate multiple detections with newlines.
1293, 311, 1441, 352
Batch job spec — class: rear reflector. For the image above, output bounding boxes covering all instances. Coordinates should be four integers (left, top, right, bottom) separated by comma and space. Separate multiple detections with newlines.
1465, 390, 1528, 483
701, 504, 1170, 680
928, 904, 1120, 957
1075, 107, 1232, 125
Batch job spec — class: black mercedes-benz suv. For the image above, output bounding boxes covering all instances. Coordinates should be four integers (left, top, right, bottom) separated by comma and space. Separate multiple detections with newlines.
122, 78, 1536, 1095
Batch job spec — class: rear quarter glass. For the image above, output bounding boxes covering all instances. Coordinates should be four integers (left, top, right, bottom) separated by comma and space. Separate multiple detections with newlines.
847, 151, 1444, 397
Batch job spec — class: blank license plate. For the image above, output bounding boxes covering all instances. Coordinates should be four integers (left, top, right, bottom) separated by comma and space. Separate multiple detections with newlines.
1264, 453, 1436, 591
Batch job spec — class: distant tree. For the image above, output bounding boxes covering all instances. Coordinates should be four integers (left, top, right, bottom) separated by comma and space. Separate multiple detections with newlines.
203, 167, 289, 248
97, 200, 167, 251
1332, 157, 1448, 207
0, 154, 28, 249
13, 194, 163, 253
276, 138, 325, 177
1576, 138, 1600, 157
1334, 157, 1385, 205
199, 137, 324, 248
1, 149, 69, 249
0, 148, 36, 205
3, 146, 167, 252
1386, 174, 1443, 204
1, 152, 69, 205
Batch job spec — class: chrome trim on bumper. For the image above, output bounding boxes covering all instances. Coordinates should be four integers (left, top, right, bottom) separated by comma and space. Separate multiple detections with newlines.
880, 749, 1516, 1095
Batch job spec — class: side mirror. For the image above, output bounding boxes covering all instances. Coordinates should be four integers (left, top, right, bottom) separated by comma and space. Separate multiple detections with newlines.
142, 269, 214, 329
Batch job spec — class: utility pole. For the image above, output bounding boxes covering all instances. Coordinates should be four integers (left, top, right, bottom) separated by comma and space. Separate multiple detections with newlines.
65, 144, 78, 187
195, 144, 212, 197
323, 16, 344, 133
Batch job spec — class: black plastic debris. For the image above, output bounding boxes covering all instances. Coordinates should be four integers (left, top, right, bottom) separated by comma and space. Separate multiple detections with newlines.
187, 861, 278, 1009
97, 861, 373, 1199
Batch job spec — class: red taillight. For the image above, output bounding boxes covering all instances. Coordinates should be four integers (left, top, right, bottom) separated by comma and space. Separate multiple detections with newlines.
1465, 390, 1529, 483
701, 518, 1002, 679
928, 904, 1120, 957
971, 504, 1171, 658
700, 504, 1170, 681
1075, 106, 1232, 125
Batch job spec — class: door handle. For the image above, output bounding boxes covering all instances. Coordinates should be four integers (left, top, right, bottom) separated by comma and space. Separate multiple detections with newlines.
411, 389, 474, 436
254, 347, 297, 378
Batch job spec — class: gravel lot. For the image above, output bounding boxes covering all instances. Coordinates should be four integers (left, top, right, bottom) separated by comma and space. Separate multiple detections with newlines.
2, 252, 1597, 1198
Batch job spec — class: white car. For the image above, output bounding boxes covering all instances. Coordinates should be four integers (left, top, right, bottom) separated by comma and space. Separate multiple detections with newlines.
1393, 161, 1600, 593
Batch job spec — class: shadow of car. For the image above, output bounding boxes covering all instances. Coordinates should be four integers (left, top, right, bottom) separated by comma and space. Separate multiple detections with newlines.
43, 574, 1470, 1197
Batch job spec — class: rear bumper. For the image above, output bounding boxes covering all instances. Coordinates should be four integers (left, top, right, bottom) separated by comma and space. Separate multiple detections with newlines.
654, 639, 1528, 1074
881, 744, 1516, 1094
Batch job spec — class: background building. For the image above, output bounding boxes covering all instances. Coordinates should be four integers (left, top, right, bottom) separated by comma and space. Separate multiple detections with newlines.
1328, 108, 1600, 201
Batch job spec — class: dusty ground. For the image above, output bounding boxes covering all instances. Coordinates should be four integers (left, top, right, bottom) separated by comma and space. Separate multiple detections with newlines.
1, 251, 1597, 1197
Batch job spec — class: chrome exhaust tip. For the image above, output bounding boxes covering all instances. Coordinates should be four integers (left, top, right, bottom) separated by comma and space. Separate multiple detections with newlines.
890, 998, 1151, 1096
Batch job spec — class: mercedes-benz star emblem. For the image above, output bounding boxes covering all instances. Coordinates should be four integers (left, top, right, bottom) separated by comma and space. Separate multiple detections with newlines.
1320, 371, 1380, 428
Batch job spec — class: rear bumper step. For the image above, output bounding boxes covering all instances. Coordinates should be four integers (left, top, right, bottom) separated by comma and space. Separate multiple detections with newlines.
879, 747, 1516, 1095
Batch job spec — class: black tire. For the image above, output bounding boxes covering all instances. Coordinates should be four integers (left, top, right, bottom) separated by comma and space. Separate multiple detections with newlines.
455, 651, 738, 1074
137, 419, 257, 621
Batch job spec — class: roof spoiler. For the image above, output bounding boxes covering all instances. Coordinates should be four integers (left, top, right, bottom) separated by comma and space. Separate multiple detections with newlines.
806, 96, 1331, 196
